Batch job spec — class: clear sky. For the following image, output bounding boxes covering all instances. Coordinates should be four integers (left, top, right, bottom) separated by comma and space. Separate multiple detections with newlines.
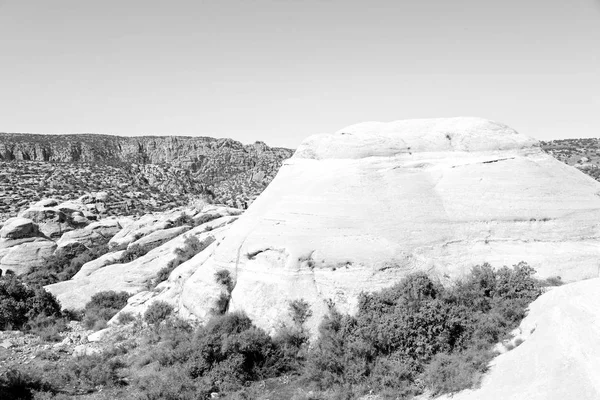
0, 0, 599, 148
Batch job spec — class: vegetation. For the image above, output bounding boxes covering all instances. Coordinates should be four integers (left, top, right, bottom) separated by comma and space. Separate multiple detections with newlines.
0, 262, 547, 399
0, 273, 62, 331
83, 290, 131, 330
21, 244, 109, 286
148, 235, 204, 290
144, 301, 174, 325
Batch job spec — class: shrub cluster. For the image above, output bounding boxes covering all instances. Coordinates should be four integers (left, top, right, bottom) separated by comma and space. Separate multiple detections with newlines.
83, 290, 131, 330
0, 274, 62, 332
306, 262, 543, 396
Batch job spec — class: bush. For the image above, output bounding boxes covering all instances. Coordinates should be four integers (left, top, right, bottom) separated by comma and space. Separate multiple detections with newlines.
306, 262, 542, 396
83, 291, 130, 330
117, 311, 136, 325
144, 301, 174, 325
214, 269, 233, 292
289, 299, 313, 326
0, 274, 62, 331
0, 369, 54, 400
422, 349, 491, 394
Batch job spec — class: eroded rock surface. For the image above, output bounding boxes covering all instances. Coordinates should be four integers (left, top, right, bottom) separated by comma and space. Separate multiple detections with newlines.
46, 210, 240, 310
175, 117, 600, 335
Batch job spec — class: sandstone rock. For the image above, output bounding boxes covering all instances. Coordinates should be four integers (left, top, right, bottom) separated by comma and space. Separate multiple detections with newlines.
55, 241, 88, 259
87, 328, 110, 342
108, 210, 190, 250
72, 250, 126, 279
128, 225, 191, 251
95, 191, 109, 202
72, 344, 101, 358
436, 278, 600, 400
0, 239, 57, 275
33, 198, 59, 208
176, 117, 600, 335
56, 217, 123, 249
46, 214, 239, 310
0, 217, 39, 239
111, 217, 236, 322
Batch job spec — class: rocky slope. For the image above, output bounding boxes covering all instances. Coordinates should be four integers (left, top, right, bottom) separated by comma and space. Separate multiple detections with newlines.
0, 133, 293, 220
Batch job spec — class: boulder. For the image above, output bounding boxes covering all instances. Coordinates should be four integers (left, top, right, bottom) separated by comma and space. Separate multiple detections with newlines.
175, 118, 600, 335
0, 239, 57, 275
72, 250, 127, 279
437, 278, 600, 400
56, 218, 123, 249
32, 198, 59, 208
0, 217, 39, 239
95, 191, 109, 202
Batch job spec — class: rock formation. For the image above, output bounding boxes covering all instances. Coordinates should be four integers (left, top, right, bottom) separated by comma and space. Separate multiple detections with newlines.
45, 205, 242, 309
159, 117, 600, 335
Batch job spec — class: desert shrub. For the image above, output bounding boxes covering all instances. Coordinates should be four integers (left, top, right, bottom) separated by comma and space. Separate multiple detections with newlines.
144, 301, 174, 325
212, 293, 230, 315
305, 262, 542, 396
83, 290, 130, 329
153, 265, 174, 286
117, 311, 136, 325
0, 274, 62, 331
0, 369, 54, 400
214, 269, 234, 292
133, 367, 207, 400
422, 348, 491, 395
68, 353, 127, 388
289, 299, 313, 326
171, 213, 195, 228
28, 314, 69, 342
121, 243, 150, 263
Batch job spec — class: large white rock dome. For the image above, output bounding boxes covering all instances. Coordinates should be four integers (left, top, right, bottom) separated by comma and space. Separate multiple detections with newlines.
295, 117, 537, 159
160, 117, 600, 334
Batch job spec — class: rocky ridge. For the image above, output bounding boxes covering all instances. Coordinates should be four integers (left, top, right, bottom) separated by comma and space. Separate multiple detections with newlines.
0, 133, 293, 221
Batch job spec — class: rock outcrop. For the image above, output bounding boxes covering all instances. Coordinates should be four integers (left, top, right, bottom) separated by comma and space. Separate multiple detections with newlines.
168, 117, 600, 335
435, 278, 600, 400
0, 198, 125, 275
45, 207, 241, 310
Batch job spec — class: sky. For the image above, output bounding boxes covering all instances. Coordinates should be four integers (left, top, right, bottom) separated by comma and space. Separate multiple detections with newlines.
0, 0, 599, 148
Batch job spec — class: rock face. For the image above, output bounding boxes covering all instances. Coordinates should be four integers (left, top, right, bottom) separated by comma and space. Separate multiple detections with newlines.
174, 117, 600, 335
0, 239, 57, 275
0, 217, 40, 239
436, 278, 600, 400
